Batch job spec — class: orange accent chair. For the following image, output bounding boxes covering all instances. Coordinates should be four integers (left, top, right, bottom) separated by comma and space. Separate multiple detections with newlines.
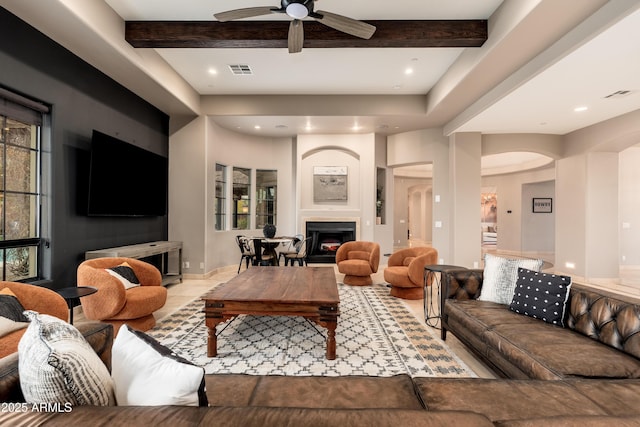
77, 257, 167, 334
336, 241, 380, 286
383, 247, 438, 299
0, 281, 68, 358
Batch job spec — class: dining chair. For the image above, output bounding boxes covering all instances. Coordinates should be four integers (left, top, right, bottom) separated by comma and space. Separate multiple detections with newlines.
236, 235, 255, 273
277, 234, 304, 265
284, 237, 311, 266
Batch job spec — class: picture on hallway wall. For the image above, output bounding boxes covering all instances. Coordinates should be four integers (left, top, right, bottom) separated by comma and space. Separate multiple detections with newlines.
313, 166, 348, 202
532, 198, 553, 213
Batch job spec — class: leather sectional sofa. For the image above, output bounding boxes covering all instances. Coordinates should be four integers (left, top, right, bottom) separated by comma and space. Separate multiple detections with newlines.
2, 284, 640, 425
439, 268, 640, 380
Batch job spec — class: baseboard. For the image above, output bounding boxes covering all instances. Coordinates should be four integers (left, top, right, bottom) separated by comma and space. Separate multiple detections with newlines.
183, 264, 236, 280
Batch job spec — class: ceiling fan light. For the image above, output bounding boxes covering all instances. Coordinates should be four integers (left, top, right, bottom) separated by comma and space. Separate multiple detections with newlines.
286, 4, 308, 19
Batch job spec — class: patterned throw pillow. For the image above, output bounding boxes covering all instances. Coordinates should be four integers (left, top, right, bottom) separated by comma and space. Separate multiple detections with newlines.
106, 262, 140, 289
0, 294, 29, 323
112, 325, 208, 406
509, 268, 572, 326
478, 253, 544, 304
18, 311, 115, 406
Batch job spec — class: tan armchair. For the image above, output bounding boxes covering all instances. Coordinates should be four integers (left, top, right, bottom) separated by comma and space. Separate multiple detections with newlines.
77, 257, 167, 334
0, 281, 68, 358
335, 241, 380, 286
383, 247, 438, 299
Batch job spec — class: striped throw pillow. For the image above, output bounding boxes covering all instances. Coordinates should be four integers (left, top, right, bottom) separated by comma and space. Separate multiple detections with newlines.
18, 311, 115, 406
478, 253, 544, 304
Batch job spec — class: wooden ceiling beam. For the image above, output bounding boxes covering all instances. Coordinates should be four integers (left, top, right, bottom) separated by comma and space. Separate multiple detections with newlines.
125, 20, 487, 49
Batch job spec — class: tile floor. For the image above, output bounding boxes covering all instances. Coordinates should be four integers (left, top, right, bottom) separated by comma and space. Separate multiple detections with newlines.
74, 263, 496, 379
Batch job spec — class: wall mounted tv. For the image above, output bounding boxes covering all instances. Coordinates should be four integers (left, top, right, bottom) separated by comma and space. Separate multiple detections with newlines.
87, 130, 168, 217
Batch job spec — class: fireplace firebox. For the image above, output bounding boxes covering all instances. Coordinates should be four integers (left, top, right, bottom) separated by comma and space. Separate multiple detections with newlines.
306, 221, 356, 263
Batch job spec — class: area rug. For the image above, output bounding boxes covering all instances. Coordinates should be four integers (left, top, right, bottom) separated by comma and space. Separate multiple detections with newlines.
148, 283, 476, 378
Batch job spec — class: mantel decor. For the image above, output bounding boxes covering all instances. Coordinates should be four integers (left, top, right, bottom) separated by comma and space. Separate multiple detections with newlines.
313, 166, 348, 202
532, 198, 552, 213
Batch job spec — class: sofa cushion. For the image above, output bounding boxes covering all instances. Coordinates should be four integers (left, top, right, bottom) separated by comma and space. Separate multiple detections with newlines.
509, 268, 572, 326
483, 323, 640, 379
414, 378, 608, 422
249, 374, 424, 409
112, 325, 207, 406
479, 254, 543, 305
18, 311, 115, 406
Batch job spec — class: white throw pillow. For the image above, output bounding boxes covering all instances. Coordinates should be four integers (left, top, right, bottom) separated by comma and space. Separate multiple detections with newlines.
0, 316, 28, 338
18, 311, 115, 406
111, 325, 207, 406
478, 253, 544, 304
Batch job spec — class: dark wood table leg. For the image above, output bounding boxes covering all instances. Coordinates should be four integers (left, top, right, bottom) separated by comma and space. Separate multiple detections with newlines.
207, 324, 217, 357
326, 322, 337, 360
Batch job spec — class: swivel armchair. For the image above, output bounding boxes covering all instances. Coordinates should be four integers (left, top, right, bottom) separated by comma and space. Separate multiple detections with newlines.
77, 257, 167, 334
335, 241, 380, 286
383, 247, 438, 299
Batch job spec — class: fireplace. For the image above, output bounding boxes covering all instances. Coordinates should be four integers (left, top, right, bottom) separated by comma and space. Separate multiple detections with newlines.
306, 221, 356, 263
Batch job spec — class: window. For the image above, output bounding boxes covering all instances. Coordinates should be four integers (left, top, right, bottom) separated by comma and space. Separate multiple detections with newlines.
214, 163, 226, 230
0, 89, 46, 282
232, 167, 250, 230
256, 170, 277, 228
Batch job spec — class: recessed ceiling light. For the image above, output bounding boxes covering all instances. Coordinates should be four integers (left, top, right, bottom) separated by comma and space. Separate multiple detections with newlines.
574, 106, 588, 112
208, 68, 218, 75
254, 125, 261, 130
405, 68, 414, 75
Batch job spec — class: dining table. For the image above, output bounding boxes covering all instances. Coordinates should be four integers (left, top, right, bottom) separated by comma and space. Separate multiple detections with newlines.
251, 236, 293, 266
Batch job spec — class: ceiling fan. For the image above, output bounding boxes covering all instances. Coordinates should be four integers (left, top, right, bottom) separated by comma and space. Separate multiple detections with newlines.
214, 0, 376, 53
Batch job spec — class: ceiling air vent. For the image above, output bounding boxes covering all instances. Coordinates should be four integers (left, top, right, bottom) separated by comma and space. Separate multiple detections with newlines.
604, 90, 633, 99
228, 64, 253, 75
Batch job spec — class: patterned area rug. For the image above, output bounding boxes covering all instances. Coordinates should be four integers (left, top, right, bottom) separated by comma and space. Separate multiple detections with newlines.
148, 283, 476, 378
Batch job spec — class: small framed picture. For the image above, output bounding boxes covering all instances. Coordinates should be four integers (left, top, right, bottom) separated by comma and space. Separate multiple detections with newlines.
532, 198, 552, 213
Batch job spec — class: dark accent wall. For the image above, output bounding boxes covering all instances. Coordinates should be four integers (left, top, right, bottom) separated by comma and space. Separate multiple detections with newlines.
0, 8, 169, 290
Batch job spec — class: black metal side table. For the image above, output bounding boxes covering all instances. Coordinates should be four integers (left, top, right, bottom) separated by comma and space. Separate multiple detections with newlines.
56, 286, 98, 324
423, 265, 466, 328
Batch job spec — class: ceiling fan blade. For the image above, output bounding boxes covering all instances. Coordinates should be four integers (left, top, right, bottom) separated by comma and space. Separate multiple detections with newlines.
315, 10, 376, 39
214, 7, 277, 22
288, 20, 304, 53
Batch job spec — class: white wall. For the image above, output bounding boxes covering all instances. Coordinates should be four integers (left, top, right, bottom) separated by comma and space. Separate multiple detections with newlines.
620, 146, 640, 267
296, 134, 379, 244
170, 119, 295, 275
481, 167, 555, 254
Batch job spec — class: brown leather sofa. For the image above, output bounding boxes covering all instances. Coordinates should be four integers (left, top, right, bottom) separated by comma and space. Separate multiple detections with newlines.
440, 268, 640, 380
2, 320, 640, 425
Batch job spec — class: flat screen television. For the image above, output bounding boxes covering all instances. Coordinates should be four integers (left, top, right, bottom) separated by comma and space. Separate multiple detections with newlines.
87, 130, 168, 217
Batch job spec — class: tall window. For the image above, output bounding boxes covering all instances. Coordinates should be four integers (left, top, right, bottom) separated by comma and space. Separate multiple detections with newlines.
214, 163, 226, 230
256, 170, 277, 228
0, 90, 45, 282
232, 167, 250, 230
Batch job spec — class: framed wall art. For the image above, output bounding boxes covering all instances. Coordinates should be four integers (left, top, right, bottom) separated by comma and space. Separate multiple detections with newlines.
532, 197, 552, 213
313, 166, 348, 202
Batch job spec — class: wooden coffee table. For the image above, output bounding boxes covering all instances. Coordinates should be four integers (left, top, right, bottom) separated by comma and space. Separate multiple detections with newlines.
203, 266, 340, 360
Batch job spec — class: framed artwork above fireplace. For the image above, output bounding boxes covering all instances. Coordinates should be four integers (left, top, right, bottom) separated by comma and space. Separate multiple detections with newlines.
313, 166, 348, 202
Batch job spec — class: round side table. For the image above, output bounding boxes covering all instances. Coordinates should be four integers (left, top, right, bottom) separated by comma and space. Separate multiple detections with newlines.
423, 265, 466, 328
56, 286, 98, 324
